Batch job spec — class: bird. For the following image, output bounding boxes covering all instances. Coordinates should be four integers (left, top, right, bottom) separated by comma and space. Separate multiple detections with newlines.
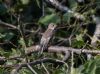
39, 23, 57, 54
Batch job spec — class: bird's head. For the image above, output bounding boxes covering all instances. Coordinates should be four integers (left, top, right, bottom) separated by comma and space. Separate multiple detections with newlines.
48, 23, 57, 30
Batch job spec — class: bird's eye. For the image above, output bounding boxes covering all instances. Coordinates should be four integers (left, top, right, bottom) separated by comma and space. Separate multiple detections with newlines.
52, 24, 55, 26
52, 25, 54, 26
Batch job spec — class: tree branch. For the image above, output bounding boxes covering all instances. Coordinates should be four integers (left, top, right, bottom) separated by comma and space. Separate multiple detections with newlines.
26, 45, 100, 55
44, 0, 85, 20
0, 20, 18, 29
2, 58, 64, 68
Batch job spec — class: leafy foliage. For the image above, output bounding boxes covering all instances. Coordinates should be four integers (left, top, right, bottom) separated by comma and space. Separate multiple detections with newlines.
0, 0, 100, 74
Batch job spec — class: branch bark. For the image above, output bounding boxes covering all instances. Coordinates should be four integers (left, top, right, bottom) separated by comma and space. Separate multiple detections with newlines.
44, 0, 85, 20
0, 20, 17, 29
26, 45, 100, 55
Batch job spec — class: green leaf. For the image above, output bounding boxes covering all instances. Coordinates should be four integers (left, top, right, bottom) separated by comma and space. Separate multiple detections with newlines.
88, 62, 96, 74
76, 34, 83, 41
0, 33, 5, 39
80, 58, 100, 74
36, 0, 41, 8
0, 68, 4, 74
20, 0, 29, 5
63, 13, 72, 23
81, 60, 96, 74
3, 32, 14, 41
73, 40, 84, 48
95, 0, 100, 3
0, 3, 7, 15
0, 48, 9, 56
11, 48, 20, 57
38, 13, 60, 25
18, 37, 26, 47
19, 68, 33, 74
68, 0, 77, 10
53, 69, 65, 74
72, 34, 84, 48
96, 67, 100, 74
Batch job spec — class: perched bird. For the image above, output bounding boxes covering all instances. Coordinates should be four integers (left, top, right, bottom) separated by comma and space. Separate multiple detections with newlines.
39, 23, 57, 54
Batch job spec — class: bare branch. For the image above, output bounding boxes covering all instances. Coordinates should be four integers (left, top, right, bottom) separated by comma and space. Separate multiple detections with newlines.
0, 20, 18, 29
2, 58, 64, 68
0, 45, 100, 64
44, 0, 85, 20
91, 15, 100, 46
26, 45, 100, 55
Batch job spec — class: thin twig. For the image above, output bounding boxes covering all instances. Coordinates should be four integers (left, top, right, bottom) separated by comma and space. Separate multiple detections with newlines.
0, 20, 17, 29
27, 63, 38, 74
42, 63, 50, 74
2, 58, 65, 68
